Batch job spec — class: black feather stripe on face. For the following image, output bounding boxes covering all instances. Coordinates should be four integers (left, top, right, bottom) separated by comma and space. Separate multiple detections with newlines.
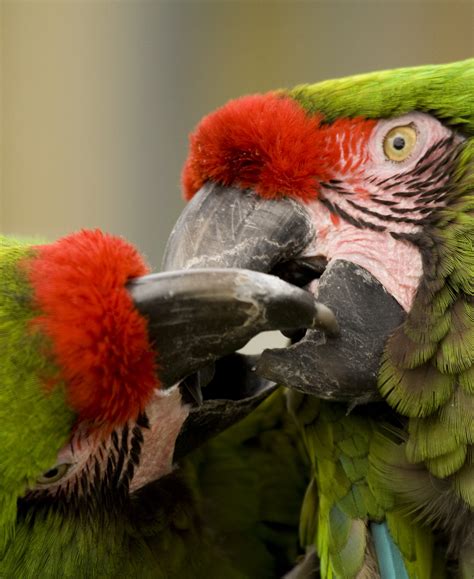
319, 136, 463, 237
18, 413, 150, 520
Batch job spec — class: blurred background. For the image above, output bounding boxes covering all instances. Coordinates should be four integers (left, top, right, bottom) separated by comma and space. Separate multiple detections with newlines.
1, 0, 472, 266
0, 0, 472, 349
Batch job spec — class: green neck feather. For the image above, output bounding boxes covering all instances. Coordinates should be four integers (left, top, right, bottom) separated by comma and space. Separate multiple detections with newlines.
378, 138, 474, 510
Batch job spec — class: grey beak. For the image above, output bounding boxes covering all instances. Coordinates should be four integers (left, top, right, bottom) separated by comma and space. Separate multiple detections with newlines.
256, 260, 406, 404
162, 182, 406, 409
128, 267, 336, 387
163, 182, 316, 272
150, 182, 339, 455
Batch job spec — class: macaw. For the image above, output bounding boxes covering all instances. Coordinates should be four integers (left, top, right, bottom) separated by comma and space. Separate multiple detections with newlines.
164, 58, 474, 577
0, 229, 336, 577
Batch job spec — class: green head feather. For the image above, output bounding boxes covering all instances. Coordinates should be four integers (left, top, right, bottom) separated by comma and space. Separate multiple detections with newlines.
289, 58, 474, 134
0, 238, 73, 553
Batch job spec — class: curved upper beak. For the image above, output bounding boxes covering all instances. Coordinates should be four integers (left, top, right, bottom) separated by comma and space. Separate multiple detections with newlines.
126, 182, 342, 454
128, 267, 336, 387
162, 182, 406, 405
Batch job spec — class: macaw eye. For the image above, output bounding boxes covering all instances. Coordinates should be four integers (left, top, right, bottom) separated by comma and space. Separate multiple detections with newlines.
37, 463, 72, 484
383, 124, 417, 162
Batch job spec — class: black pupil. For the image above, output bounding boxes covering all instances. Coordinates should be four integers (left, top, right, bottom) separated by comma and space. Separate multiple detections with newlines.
393, 136, 405, 150
43, 468, 59, 479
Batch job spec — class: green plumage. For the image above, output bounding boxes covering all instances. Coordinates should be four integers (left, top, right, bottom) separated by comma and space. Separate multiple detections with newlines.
1, 389, 306, 578
0, 235, 310, 576
378, 138, 474, 517
0, 239, 73, 554
288, 391, 437, 579
289, 59, 474, 134
284, 58, 474, 578
187, 390, 308, 578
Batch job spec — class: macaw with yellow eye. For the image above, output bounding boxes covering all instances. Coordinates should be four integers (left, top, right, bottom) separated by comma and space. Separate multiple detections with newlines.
163, 58, 474, 577
0, 230, 336, 577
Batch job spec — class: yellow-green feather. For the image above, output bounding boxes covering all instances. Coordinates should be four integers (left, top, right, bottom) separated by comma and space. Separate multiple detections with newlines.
379, 140, 474, 511
0, 237, 74, 554
287, 391, 436, 578
288, 59, 474, 134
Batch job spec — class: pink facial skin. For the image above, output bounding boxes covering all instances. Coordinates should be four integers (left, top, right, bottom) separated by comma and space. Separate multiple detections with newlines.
33, 387, 190, 496
303, 112, 462, 312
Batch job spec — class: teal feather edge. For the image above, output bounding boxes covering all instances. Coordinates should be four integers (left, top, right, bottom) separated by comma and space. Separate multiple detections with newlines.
371, 522, 409, 579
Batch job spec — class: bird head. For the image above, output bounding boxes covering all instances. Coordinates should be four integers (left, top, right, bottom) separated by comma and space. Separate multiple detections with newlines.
165, 59, 473, 415
0, 229, 331, 552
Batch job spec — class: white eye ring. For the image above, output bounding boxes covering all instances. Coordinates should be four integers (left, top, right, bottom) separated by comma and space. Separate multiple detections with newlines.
368, 112, 451, 172
37, 463, 73, 485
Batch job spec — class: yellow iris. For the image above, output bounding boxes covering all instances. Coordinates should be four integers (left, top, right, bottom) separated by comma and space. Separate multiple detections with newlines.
383, 125, 417, 162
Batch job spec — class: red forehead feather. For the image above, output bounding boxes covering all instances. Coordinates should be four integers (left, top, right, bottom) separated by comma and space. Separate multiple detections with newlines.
182, 93, 375, 202
25, 230, 159, 429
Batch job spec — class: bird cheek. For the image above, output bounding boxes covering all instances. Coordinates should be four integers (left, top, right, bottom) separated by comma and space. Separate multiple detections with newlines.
302, 200, 423, 312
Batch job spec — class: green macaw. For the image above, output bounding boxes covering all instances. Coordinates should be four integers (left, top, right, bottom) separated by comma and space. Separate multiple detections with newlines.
165, 58, 474, 577
0, 229, 336, 577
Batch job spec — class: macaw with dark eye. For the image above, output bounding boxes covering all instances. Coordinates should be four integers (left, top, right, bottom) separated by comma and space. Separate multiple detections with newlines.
0, 230, 336, 577
163, 58, 474, 577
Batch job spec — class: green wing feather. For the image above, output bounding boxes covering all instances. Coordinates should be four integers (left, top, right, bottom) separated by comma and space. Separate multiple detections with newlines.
287, 391, 438, 578
186, 389, 308, 578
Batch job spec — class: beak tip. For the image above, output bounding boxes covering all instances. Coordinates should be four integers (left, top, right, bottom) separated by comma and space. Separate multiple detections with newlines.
312, 302, 340, 338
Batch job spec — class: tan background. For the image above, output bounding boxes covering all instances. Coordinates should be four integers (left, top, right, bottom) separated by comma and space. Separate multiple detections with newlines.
1, 0, 472, 269
1, 0, 471, 353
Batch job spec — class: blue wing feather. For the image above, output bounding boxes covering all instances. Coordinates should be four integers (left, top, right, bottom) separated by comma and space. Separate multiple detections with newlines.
371, 522, 409, 579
